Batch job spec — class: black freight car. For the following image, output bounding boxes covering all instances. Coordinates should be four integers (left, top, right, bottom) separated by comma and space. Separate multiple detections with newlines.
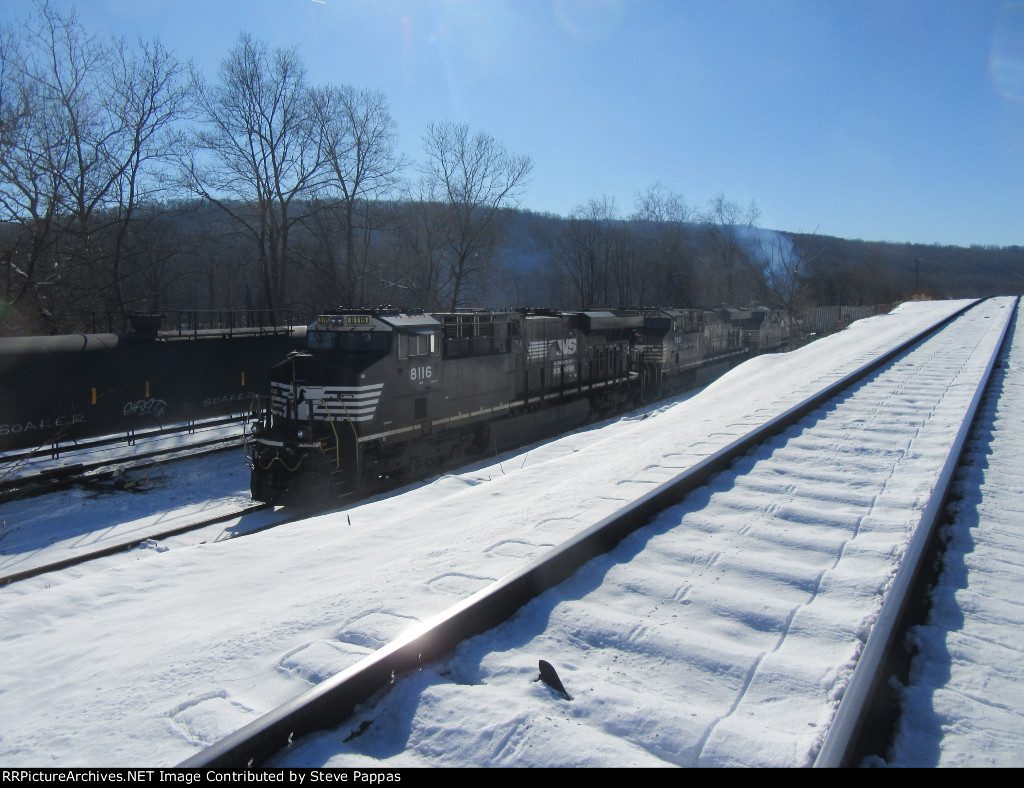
0, 325, 304, 454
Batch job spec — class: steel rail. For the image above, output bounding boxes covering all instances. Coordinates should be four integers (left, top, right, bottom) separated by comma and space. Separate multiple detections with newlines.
0, 484, 348, 588
0, 501, 274, 588
181, 300, 985, 769
0, 413, 249, 467
0, 428, 245, 504
813, 296, 1019, 767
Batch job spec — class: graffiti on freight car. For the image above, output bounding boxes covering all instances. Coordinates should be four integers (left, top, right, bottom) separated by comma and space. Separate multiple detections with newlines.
202, 392, 253, 408
0, 413, 86, 436
122, 399, 168, 417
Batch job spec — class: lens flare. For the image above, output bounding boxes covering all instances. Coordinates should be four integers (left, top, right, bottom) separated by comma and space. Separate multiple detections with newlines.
991, 2, 1024, 102
554, 0, 627, 43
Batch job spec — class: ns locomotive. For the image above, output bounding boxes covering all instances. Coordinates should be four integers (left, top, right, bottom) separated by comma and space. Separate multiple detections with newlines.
246, 306, 790, 504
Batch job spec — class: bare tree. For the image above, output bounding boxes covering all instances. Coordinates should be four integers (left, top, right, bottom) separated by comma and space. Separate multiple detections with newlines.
0, 3, 88, 329
184, 33, 325, 311
309, 84, 404, 304
756, 230, 820, 337
126, 206, 197, 312
420, 121, 532, 311
608, 219, 637, 305
390, 179, 452, 311
28, 0, 110, 316
557, 196, 632, 308
631, 182, 696, 306
633, 181, 691, 225
103, 35, 192, 313
700, 192, 761, 305
1, 25, 54, 327
558, 201, 605, 309
0, 1, 190, 330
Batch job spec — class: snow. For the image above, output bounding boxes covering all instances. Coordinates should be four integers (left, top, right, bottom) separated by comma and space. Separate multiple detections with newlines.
885, 300, 1024, 767
0, 450, 262, 580
0, 298, 1021, 768
0, 418, 245, 480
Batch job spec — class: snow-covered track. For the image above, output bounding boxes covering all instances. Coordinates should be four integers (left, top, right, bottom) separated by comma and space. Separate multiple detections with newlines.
0, 416, 246, 504
815, 296, 1018, 766
0, 500, 273, 588
180, 299, 1015, 769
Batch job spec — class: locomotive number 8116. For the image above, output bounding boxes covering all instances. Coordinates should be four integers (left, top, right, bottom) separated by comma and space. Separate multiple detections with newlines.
246, 306, 788, 504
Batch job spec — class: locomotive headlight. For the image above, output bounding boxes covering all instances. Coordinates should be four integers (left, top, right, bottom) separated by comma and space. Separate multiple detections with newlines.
296, 429, 306, 439
250, 422, 261, 435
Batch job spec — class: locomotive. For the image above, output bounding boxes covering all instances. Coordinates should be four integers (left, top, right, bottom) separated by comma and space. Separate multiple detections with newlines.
245, 306, 791, 504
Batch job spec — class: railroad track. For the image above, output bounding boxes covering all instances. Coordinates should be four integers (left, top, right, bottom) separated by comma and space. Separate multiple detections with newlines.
0, 500, 276, 588
0, 433, 370, 588
0, 415, 249, 504
179, 297, 1016, 768
0, 420, 274, 587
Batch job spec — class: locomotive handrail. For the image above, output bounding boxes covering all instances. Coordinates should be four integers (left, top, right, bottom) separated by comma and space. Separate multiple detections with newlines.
317, 399, 342, 472
333, 397, 362, 475
163, 309, 297, 339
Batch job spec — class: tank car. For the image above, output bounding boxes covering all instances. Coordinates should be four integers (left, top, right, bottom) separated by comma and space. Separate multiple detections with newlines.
0, 323, 302, 455
246, 307, 642, 504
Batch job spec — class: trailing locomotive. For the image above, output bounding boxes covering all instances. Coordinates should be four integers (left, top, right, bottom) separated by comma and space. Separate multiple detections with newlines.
246, 306, 791, 504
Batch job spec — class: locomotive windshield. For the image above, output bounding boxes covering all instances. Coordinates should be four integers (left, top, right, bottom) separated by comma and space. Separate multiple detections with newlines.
306, 329, 392, 354
307, 330, 335, 350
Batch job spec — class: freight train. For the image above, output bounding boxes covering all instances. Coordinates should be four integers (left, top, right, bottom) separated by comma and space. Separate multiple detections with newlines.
0, 317, 303, 456
246, 306, 791, 504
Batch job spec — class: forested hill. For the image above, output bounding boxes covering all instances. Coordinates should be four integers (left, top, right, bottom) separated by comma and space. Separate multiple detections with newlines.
785, 230, 1024, 304
3, 3, 1018, 336
2, 200, 1021, 337
484, 210, 1023, 311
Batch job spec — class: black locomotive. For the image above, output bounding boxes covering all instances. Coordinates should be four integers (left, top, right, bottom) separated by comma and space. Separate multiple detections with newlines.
246, 306, 791, 504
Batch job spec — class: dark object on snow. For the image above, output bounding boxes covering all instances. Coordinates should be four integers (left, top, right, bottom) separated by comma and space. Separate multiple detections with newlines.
343, 719, 373, 743
538, 660, 571, 700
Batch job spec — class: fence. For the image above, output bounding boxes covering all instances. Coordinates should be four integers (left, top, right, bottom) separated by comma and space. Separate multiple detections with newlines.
801, 305, 891, 336
76, 309, 297, 338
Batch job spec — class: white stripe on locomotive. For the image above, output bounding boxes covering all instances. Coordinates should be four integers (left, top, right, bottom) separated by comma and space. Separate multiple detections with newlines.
269, 382, 384, 423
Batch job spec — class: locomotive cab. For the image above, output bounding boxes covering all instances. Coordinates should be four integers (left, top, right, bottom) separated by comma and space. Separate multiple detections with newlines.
247, 308, 439, 504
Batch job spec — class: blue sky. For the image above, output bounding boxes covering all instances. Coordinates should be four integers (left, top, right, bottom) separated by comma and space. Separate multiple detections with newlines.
5, 0, 1024, 247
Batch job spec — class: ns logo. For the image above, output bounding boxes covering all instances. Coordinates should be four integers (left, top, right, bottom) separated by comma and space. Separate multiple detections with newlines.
555, 337, 577, 356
